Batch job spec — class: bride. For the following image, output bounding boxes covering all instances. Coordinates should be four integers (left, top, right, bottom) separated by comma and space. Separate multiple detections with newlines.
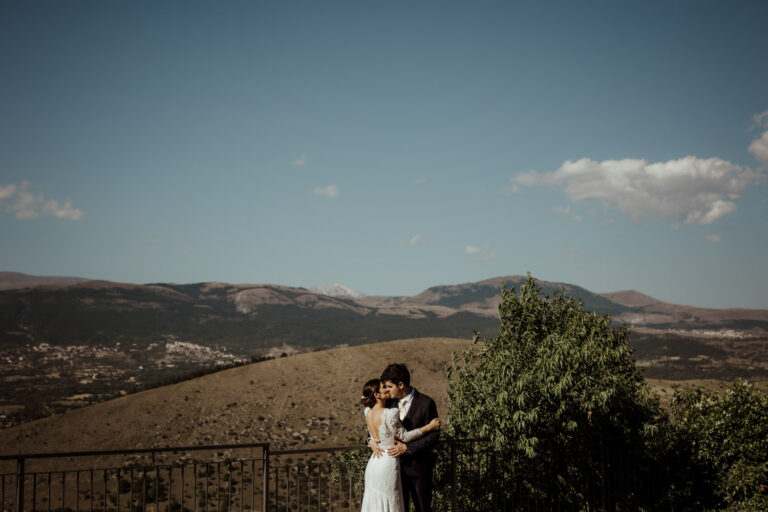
359, 378, 440, 512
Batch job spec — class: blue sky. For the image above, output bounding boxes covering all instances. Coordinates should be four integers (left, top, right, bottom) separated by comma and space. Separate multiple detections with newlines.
1, 0, 767, 308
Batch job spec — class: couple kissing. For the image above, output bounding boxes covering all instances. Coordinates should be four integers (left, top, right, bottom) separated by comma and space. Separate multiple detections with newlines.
360, 363, 440, 512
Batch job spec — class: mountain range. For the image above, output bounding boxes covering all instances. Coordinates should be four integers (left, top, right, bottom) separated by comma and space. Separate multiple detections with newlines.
1, 271, 766, 430
2, 272, 768, 353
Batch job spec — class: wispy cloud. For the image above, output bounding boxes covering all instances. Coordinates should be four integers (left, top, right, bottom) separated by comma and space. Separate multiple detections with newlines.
501, 176, 524, 195
401, 234, 424, 247
313, 184, 338, 198
0, 184, 15, 200
466, 245, 496, 261
748, 132, 768, 165
553, 205, 582, 222
292, 154, 308, 167
705, 233, 722, 243
752, 110, 768, 130
414, 177, 427, 185
0, 181, 85, 220
512, 156, 761, 225
749, 110, 768, 168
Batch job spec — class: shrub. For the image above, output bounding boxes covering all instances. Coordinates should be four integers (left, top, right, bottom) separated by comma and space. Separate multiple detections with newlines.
671, 381, 768, 510
446, 274, 668, 510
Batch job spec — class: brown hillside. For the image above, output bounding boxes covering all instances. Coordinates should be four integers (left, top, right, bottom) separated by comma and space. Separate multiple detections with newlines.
0, 338, 470, 456
600, 290, 662, 308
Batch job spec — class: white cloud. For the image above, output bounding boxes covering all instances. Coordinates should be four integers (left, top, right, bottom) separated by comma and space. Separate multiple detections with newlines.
0, 181, 85, 220
752, 110, 768, 129
466, 245, 496, 261
414, 177, 427, 185
43, 199, 86, 220
313, 184, 338, 198
705, 233, 722, 243
512, 156, 760, 225
501, 178, 520, 195
748, 131, 768, 164
9, 181, 43, 219
292, 154, 308, 167
0, 184, 16, 200
401, 234, 424, 247
749, 110, 768, 168
553, 205, 582, 222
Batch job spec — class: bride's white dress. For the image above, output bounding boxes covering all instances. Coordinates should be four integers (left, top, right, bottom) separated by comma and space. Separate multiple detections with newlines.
360, 407, 424, 512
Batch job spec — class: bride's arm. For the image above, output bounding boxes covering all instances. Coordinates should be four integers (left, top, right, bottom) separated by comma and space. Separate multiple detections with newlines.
387, 409, 425, 443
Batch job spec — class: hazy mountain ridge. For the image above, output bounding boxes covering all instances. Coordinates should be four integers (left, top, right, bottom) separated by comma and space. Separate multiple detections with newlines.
0, 271, 89, 291
2, 274, 767, 349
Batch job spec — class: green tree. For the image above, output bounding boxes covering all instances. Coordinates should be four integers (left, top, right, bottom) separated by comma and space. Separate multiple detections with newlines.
671, 381, 768, 511
446, 274, 668, 510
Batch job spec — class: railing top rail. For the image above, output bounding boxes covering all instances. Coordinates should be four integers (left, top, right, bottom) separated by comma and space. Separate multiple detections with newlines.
269, 437, 487, 456
0, 442, 270, 461
271, 444, 366, 456
1, 438, 486, 461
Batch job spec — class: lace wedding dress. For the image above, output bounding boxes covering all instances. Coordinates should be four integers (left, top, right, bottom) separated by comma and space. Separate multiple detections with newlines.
360, 407, 424, 512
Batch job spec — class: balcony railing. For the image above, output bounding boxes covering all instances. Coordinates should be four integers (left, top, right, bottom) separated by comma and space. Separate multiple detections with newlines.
1, 437, 654, 511
0, 439, 496, 512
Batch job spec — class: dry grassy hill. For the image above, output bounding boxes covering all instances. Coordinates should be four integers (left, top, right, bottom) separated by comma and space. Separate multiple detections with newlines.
0, 338, 470, 456
3, 336, 763, 461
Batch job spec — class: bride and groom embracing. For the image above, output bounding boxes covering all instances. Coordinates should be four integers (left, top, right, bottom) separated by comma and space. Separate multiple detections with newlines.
360, 363, 440, 512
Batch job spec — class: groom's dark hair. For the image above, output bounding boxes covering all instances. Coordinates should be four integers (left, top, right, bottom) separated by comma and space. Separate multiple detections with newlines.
381, 363, 410, 387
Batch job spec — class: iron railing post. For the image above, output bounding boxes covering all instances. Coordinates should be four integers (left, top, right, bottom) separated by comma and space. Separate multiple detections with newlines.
15, 457, 25, 512
450, 440, 457, 512
261, 445, 269, 512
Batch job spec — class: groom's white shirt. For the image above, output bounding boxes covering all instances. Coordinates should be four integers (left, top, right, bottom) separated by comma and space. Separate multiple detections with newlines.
398, 387, 416, 420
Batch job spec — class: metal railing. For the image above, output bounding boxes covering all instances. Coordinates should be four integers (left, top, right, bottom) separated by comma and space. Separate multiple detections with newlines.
1, 437, 657, 511
0, 440, 491, 512
1, 443, 272, 512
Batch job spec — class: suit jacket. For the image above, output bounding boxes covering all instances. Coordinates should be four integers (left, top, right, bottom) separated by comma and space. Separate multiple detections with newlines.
391, 389, 440, 477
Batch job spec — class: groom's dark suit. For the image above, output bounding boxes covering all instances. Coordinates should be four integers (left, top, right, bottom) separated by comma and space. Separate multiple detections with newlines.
391, 389, 439, 512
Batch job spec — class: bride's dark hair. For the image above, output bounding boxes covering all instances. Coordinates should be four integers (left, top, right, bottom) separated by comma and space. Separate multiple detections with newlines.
361, 378, 381, 408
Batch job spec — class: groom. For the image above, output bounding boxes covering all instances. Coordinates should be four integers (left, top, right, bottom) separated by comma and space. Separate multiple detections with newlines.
377, 363, 439, 512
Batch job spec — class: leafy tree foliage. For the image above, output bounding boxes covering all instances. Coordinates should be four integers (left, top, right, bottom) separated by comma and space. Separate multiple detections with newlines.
446, 275, 667, 509
671, 381, 768, 511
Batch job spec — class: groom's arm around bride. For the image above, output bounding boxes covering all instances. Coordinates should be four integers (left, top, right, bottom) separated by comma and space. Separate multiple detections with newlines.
393, 389, 439, 470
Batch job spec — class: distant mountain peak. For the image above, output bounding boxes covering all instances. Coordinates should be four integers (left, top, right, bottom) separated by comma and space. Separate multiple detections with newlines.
311, 283, 365, 298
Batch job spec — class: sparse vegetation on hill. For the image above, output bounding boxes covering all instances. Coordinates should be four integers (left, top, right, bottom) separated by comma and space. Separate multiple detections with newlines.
0, 338, 469, 456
